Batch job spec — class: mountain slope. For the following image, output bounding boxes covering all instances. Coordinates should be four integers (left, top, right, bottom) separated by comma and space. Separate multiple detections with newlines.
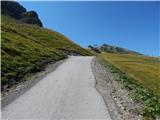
88, 44, 143, 55
1, 14, 92, 89
1, 1, 43, 27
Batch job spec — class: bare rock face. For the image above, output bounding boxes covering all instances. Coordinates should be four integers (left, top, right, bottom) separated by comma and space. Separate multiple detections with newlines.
1, 1, 43, 27
21, 11, 43, 27
1, 1, 26, 19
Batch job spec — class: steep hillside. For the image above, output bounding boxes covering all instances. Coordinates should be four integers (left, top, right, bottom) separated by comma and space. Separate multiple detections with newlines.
1, 14, 92, 89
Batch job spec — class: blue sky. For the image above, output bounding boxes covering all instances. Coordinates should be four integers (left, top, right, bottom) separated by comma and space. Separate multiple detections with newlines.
19, 1, 159, 56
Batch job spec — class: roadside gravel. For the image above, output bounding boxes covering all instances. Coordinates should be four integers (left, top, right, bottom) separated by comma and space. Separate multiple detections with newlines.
91, 57, 141, 120
1, 59, 65, 108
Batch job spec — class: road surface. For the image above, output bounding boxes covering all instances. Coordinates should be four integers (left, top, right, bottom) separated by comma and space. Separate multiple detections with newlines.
2, 56, 112, 120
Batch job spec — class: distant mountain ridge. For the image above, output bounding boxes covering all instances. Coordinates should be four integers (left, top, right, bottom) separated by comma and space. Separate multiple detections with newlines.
88, 44, 143, 55
100, 44, 143, 55
1, 1, 43, 27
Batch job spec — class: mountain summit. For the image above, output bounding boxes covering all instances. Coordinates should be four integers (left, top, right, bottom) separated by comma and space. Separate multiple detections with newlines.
1, 1, 43, 27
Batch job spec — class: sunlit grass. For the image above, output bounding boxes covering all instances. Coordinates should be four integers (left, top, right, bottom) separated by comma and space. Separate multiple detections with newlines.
99, 53, 160, 96
1, 15, 92, 87
99, 53, 160, 119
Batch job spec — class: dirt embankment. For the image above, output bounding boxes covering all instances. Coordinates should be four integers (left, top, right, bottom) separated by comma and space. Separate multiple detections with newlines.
91, 58, 141, 120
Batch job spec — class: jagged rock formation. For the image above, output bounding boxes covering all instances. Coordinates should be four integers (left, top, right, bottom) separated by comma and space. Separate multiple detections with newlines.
1, 1, 26, 19
21, 11, 43, 27
1, 1, 43, 27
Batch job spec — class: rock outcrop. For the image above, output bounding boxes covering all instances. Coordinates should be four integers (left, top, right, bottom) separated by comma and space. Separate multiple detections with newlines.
1, 1, 43, 27
1, 1, 26, 19
21, 11, 43, 27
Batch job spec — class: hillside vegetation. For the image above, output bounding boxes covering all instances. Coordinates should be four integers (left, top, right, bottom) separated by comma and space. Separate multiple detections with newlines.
100, 53, 160, 95
1, 15, 92, 90
99, 53, 160, 119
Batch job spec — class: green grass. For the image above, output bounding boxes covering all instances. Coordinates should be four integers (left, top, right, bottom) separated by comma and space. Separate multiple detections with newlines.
99, 53, 160, 119
99, 53, 160, 96
1, 15, 92, 88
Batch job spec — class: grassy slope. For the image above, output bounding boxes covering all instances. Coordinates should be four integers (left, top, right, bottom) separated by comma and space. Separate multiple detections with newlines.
1, 15, 92, 87
99, 53, 160, 119
100, 53, 160, 96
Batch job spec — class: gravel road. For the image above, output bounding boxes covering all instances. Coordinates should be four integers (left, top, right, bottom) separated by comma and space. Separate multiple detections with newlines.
2, 56, 112, 120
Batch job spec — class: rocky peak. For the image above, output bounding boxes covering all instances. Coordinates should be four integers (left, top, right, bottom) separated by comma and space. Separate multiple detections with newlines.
1, 1, 26, 19
1, 1, 43, 27
21, 11, 43, 27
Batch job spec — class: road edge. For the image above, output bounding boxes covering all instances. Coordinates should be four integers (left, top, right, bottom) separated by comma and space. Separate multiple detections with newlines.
1, 59, 66, 108
91, 57, 122, 120
91, 57, 141, 120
